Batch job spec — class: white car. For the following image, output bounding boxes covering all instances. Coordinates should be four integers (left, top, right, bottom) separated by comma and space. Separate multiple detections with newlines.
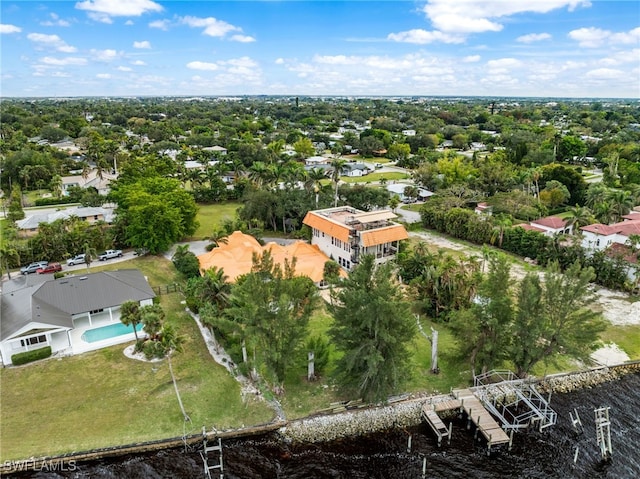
66, 254, 87, 266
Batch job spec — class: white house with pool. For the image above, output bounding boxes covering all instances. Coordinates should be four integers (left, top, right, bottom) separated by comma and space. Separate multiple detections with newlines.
0, 269, 155, 366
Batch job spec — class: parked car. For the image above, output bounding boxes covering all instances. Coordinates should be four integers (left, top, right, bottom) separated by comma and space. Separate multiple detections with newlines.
66, 254, 87, 266
98, 249, 123, 261
37, 263, 62, 274
20, 261, 49, 275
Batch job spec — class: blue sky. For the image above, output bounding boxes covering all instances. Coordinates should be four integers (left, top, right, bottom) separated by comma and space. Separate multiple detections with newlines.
1, 0, 639, 98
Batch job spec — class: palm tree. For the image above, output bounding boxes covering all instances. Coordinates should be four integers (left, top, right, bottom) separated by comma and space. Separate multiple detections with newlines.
594, 200, 616, 225
490, 216, 512, 248
608, 189, 634, 222
50, 174, 63, 198
305, 167, 328, 207
0, 244, 20, 279
83, 242, 97, 273
585, 183, 609, 209
120, 300, 141, 342
564, 205, 595, 234
248, 161, 270, 187
330, 157, 347, 207
160, 323, 189, 422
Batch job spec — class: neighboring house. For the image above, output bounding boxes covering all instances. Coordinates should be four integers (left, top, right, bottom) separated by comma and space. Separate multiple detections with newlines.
197, 231, 345, 285
15, 206, 114, 236
475, 202, 493, 216
0, 270, 155, 365
386, 184, 433, 202
529, 216, 572, 236
62, 169, 117, 196
305, 156, 331, 166
402, 129, 416, 137
303, 206, 409, 272
580, 219, 640, 252
341, 163, 370, 177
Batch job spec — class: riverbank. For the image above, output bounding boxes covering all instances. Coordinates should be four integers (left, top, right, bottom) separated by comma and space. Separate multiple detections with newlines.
3, 362, 639, 475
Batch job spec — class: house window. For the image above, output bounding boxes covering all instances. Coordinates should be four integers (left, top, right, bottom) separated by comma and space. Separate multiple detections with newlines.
20, 335, 47, 347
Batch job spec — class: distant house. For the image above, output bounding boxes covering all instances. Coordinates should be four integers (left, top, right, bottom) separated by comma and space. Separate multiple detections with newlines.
202, 145, 227, 156
529, 216, 572, 236
62, 169, 117, 196
475, 202, 493, 216
16, 206, 115, 236
402, 129, 416, 137
386, 184, 433, 202
0, 270, 155, 365
303, 206, 409, 272
305, 156, 331, 166
341, 163, 369, 177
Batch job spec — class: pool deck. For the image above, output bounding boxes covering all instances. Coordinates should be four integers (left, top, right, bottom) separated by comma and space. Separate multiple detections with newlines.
69, 319, 146, 355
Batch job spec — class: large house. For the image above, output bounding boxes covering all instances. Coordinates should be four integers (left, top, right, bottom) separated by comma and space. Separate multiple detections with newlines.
197, 231, 345, 285
15, 206, 114, 236
580, 216, 640, 252
0, 270, 155, 365
303, 206, 409, 272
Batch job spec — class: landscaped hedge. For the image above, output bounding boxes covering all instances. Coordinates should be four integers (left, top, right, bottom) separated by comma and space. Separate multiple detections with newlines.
34, 197, 76, 207
11, 346, 52, 365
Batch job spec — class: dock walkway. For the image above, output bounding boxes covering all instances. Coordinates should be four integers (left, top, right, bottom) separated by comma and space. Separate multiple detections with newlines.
453, 388, 510, 449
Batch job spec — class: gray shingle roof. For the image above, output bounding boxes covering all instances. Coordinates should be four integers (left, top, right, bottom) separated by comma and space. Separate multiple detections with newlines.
1, 269, 155, 341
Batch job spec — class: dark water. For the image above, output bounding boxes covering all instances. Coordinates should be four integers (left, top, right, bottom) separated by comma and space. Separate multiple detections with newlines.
15, 373, 640, 479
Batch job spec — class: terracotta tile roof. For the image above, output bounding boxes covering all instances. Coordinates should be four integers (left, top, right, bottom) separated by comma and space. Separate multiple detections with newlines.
531, 216, 568, 229
605, 243, 639, 264
197, 231, 344, 283
302, 212, 352, 242
516, 223, 546, 233
581, 219, 640, 237
360, 225, 409, 247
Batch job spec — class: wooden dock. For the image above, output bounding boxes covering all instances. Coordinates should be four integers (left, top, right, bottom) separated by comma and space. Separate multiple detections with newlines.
453, 388, 511, 451
421, 404, 453, 446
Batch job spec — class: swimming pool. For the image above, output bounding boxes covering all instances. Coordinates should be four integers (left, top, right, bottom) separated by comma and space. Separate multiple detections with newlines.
81, 322, 144, 343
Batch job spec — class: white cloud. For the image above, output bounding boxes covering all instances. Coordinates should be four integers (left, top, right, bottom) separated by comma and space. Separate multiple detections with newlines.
569, 26, 640, 48
125, 20, 134, 26
0, 24, 22, 34
387, 29, 464, 44
585, 68, 624, 80
230, 34, 255, 43
422, 0, 589, 34
133, 40, 151, 49
117, 66, 132, 71
131, 60, 146, 66
180, 15, 239, 37
96, 73, 112, 79
41, 13, 71, 27
463, 55, 481, 63
89, 48, 120, 61
517, 33, 552, 43
487, 58, 523, 73
149, 19, 169, 30
187, 61, 219, 71
27, 33, 77, 53
41, 56, 88, 66
275, 58, 285, 65
75, 0, 163, 17
568, 27, 611, 47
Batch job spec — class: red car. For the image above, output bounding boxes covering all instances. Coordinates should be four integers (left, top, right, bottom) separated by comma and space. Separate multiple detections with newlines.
37, 262, 62, 274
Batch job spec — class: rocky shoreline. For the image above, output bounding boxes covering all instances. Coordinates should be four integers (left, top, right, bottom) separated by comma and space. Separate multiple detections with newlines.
2, 362, 639, 474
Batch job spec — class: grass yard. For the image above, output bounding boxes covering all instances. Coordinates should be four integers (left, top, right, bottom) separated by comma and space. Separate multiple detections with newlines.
602, 324, 640, 360
341, 172, 409, 183
191, 201, 242, 240
0, 256, 274, 461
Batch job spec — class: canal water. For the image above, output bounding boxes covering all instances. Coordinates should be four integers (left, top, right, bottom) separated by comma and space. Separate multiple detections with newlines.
14, 372, 640, 478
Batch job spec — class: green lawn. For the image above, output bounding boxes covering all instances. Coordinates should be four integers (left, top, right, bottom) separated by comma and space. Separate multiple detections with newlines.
191, 202, 242, 240
0, 257, 274, 461
341, 172, 409, 183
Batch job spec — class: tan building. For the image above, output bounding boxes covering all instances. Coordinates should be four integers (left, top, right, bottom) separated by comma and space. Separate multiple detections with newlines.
302, 206, 408, 271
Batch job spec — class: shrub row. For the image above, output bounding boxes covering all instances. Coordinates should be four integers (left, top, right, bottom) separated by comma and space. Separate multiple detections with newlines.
34, 197, 76, 207
12, 346, 52, 365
